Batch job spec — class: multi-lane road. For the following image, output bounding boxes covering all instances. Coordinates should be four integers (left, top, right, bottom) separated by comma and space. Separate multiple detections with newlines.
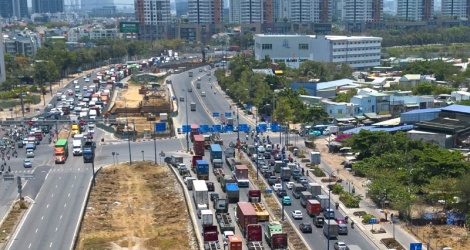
5, 65, 377, 250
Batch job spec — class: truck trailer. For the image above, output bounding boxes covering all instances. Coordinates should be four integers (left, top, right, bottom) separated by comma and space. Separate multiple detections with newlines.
233, 165, 249, 188
193, 180, 209, 206
83, 141, 95, 163
54, 139, 69, 164
196, 160, 210, 180
236, 202, 258, 237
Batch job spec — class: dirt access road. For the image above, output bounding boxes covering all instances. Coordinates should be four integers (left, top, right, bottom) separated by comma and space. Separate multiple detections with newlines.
76, 162, 196, 250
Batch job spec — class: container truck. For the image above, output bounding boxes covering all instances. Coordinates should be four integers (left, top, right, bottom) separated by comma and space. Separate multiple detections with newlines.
83, 141, 95, 163
246, 224, 263, 246
233, 165, 249, 188
216, 213, 235, 233
226, 183, 240, 203
213, 198, 229, 214
192, 155, 203, 169
190, 124, 200, 141
299, 191, 313, 208
323, 220, 339, 239
170, 155, 184, 167
292, 183, 307, 199
54, 139, 69, 164
196, 82, 201, 89
236, 202, 258, 237
228, 235, 242, 250
274, 161, 283, 173
220, 175, 236, 192
193, 135, 205, 156
225, 148, 235, 158
316, 194, 330, 211
210, 144, 223, 162
226, 158, 242, 171
196, 160, 210, 180
281, 167, 291, 181
72, 134, 84, 156
71, 124, 81, 137
201, 209, 214, 228
251, 202, 269, 222
308, 182, 322, 196
190, 102, 196, 111
306, 199, 321, 217
264, 221, 288, 249
248, 190, 261, 203
203, 225, 220, 250
193, 180, 209, 206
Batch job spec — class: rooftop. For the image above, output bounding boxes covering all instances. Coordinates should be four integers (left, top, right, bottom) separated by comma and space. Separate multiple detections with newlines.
440, 104, 470, 114
255, 34, 381, 40
402, 108, 442, 115
344, 125, 414, 134
317, 79, 356, 90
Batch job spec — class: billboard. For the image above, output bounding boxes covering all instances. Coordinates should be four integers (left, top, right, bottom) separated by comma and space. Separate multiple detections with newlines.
119, 22, 139, 33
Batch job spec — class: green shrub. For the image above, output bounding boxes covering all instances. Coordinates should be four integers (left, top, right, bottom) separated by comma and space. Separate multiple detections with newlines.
332, 184, 344, 195
312, 167, 326, 177
361, 213, 374, 224
339, 192, 362, 208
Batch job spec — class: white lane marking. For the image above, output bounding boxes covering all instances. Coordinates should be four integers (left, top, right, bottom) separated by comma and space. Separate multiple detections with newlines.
55, 185, 58, 188
41, 216, 44, 220
49, 242, 53, 248
46, 204, 49, 208
35, 228, 38, 233
64, 203, 67, 208
59, 177, 61, 180
60, 215, 62, 220
55, 227, 58, 232
74, 176, 77, 179
51, 194, 53, 197
28, 243, 32, 248
68, 193, 70, 197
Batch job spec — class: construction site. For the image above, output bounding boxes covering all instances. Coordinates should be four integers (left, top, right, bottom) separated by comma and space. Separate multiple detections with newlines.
106, 75, 173, 137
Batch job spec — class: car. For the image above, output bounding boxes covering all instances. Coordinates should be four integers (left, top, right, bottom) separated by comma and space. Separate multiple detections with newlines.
274, 154, 282, 160
85, 78, 90, 82
26, 149, 35, 158
74, 80, 79, 84
273, 183, 282, 191
251, 153, 258, 162
83, 86, 88, 91
276, 189, 287, 197
180, 97, 184, 102
264, 152, 271, 159
338, 224, 348, 235
87, 132, 93, 139
88, 128, 95, 134
291, 210, 303, 219
297, 176, 308, 183
86, 74, 91, 77
299, 223, 312, 233
260, 165, 269, 173
201, 91, 206, 97
61, 94, 67, 100
263, 170, 274, 178
68, 91, 74, 96
334, 242, 349, 250
257, 146, 265, 153
282, 196, 291, 205
23, 159, 32, 168
210, 193, 219, 201
268, 176, 280, 185
324, 208, 335, 219
286, 182, 295, 189
335, 218, 347, 224
77, 94, 83, 100
83, 75, 86, 79
206, 181, 215, 191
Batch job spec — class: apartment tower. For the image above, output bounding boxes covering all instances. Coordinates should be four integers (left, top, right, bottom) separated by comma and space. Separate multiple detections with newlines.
188, 0, 223, 24
396, 0, 434, 21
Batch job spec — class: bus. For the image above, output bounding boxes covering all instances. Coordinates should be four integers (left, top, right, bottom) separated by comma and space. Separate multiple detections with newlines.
190, 102, 196, 111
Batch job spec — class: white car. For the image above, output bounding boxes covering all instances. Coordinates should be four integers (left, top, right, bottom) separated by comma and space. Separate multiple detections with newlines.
291, 210, 303, 220
83, 86, 88, 91
74, 80, 78, 84
273, 183, 282, 191
82, 75, 86, 79
334, 242, 348, 250
286, 182, 295, 190
77, 94, 83, 100
257, 145, 265, 153
85, 78, 90, 82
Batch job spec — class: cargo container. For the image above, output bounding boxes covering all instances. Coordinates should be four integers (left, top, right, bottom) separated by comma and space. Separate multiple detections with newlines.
246, 224, 262, 243
192, 155, 203, 168
193, 135, 205, 156
201, 209, 213, 228
265, 221, 288, 249
310, 151, 321, 165
210, 144, 223, 162
233, 165, 249, 187
306, 199, 321, 217
308, 182, 322, 196
226, 157, 242, 171
216, 213, 235, 233
220, 176, 236, 192
236, 202, 258, 236
281, 167, 291, 181
323, 220, 339, 239
226, 183, 239, 203
274, 161, 283, 173
316, 194, 330, 211
203, 225, 219, 250
193, 180, 209, 206
293, 183, 307, 199
228, 235, 242, 250
196, 160, 210, 180
299, 191, 313, 208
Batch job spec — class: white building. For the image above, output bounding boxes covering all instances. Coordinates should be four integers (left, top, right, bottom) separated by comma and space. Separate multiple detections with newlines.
451, 91, 470, 101
188, 0, 223, 24
0, 27, 5, 84
135, 0, 172, 25
441, 0, 468, 19
67, 27, 117, 42
229, 0, 263, 23
254, 34, 382, 69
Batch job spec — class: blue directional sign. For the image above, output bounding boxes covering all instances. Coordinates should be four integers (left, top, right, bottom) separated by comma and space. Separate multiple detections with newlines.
160, 153, 165, 157
155, 122, 166, 132
225, 112, 232, 117
213, 125, 222, 132
199, 125, 210, 133
265, 189, 273, 194
259, 123, 268, 131
225, 125, 234, 132
410, 243, 422, 250
271, 123, 280, 132
182, 125, 190, 133
239, 124, 250, 132
369, 218, 377, 224
245, 104, 252, 110
213, 112, 219, 117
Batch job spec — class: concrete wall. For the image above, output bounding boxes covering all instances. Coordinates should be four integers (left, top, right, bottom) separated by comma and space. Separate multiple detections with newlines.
407, 131, 454, 149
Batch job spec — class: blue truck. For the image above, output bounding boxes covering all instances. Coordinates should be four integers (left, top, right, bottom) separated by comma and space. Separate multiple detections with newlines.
226, 183, 240, 203
210, 144, 222, 162
196, 160, 209, 180
83, 141, 95, 163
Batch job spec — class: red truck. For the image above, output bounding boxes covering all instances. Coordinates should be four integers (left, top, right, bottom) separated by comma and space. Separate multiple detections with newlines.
246, 224, 262, 242
248, 190, 261, 203
190, 124, 200, 142
306, 199, 321, 217
193, 135, 205, 156
228, 235, 242, 250
236, 202, 258, 237
203, 225, 219, 249
191, 155, 203, 169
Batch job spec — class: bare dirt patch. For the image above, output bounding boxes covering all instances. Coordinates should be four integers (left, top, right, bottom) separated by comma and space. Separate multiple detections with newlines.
404, 224, 468, 250
0, 201, 28, 245
76, 162, 196, 250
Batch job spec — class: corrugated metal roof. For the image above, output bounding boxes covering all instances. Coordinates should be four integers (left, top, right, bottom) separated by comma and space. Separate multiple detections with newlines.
402, 108, 442, 114
372, 118, 401, 126
344, 125, 414, 134
441, 104, 470, 114
317, 79, 355, 90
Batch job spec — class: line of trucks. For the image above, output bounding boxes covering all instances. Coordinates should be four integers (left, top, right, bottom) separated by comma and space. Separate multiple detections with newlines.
54, 135, 95, 164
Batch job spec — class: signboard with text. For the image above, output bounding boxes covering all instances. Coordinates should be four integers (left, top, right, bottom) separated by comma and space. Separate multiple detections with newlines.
119, 22, 140, 33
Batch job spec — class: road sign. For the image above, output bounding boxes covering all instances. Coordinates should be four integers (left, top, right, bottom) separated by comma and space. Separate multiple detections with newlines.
265, 189, 273, 194
271, 124, 280, 132
213, 125, 221, 132
23, 174, 34, 180
155, 122, 166, 132
3, 174, 14, 181
410, 243, 423, 250
369, 218, 377, 224
239, 124, 249, 132
225, 112, 232, 117
213, 112, 219, 117
182, 125, 190, 133
199, 125, 210, 133
225, 125, 234, 132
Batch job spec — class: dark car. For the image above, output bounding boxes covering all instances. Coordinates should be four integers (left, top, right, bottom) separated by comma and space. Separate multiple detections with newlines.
268, 159, 275, 166
264, 152, 271, 159
299, 222, 312, 233
268, 176, 280, 185
206, 181, 215, 191
274, 154, 282, 160
264, 170, 274, 178
210, 193, 219, 201
297, 176, 308, 184
276, 189, 287, 198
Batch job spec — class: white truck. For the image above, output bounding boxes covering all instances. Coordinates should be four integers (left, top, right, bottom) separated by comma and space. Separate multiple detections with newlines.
73, 134, 84, 156
193, 180, 209, 206
89, 109, 97, 120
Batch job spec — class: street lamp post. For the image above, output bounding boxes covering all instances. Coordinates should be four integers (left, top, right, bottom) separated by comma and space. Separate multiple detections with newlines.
327, 169, 339, 250
19, 91, 25, 117
112, 152, 115, 165
256, 147, 259, 180
154, 128, 157, 164
142, 150, 145, 161
126, 102, 132, 165
281, 167, 285, 221
116, 153, 119, 164
237, 107, 240, 142
185, 88, 189, 151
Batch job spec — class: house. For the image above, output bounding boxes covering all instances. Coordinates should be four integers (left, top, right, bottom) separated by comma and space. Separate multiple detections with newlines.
350, 95, 376, 116
321, 100, 359, 118
399, 74, 421, 86
365, 92, 390, 115
451, 91, 470, 101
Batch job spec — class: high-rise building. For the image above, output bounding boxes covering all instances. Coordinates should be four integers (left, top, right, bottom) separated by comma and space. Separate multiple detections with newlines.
272, 0, 331, 23
135, 0, 171, 25
32, 0, 64, 13
188, 0, 223, 24
340, 0, 382, 22
0, 0, 28, 18
175, 0, 189, 16
0, 27, 5, 85
396, 0, 433, 21
441, 0, 468, 19
81, 0, 114, 11
229, 0, 263, 23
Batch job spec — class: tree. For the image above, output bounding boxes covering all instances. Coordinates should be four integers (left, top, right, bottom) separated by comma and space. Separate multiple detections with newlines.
333, 89, 357, 103
413, 82, 433, 95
